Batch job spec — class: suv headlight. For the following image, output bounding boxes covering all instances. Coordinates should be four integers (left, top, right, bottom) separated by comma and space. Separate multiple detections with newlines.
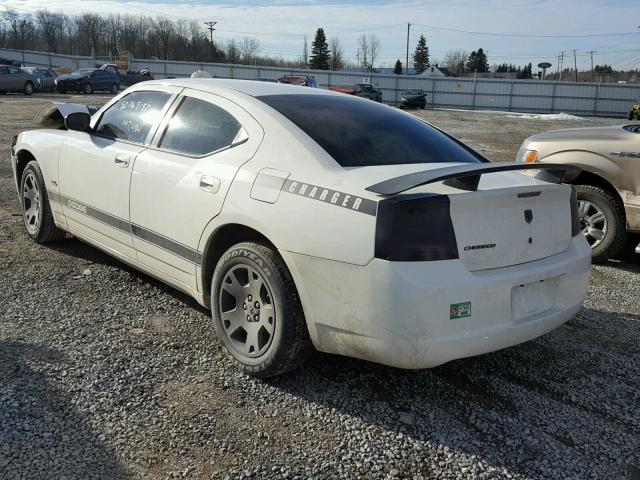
516, 148, 538, 163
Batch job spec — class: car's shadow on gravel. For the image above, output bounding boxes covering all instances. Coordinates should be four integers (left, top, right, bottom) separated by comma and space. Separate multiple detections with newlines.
43, 237, 207, 312
268, 308, 640, 479
0, 339, 129, 479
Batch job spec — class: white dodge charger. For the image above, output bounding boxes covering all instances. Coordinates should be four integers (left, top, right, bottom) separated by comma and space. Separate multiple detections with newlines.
11, 79, 591, 377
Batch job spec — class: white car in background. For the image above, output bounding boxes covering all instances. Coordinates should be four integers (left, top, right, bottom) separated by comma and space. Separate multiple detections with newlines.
11, 79, 591, 377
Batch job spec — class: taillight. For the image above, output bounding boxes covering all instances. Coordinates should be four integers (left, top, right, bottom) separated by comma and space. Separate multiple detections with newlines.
375, 195, 459, 261
570, 185, 580, 236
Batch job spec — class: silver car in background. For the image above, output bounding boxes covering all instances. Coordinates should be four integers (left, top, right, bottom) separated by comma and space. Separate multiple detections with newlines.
0, 64, 36, 95
21, 67, 57, 92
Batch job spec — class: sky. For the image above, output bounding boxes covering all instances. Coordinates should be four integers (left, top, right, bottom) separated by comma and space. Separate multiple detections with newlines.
2, 0, 640, 71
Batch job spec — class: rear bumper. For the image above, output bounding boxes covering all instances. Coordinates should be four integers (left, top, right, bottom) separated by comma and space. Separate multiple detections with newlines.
282, 235, 591, 369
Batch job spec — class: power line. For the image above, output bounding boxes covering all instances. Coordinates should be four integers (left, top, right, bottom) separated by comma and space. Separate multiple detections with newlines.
411, 22, 640, 38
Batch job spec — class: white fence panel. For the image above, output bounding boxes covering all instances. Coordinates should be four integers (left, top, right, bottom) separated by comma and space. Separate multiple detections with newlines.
2, 48, 639, 117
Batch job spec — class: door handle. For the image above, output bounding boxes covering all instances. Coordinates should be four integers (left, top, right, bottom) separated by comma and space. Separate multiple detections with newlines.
199, 175, 220, 193
114, 154, 130, 168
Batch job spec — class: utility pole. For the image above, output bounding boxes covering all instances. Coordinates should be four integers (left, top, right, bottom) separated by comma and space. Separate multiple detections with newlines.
573, 49, 578, 82
204, 21, 217, 62
587, 50, 596, 82
559, 51, 564, 81
406, 23, 411, 75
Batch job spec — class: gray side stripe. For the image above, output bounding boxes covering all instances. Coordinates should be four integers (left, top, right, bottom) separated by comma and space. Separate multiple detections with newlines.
49, 192, 202, 265
131, 224, 200, 264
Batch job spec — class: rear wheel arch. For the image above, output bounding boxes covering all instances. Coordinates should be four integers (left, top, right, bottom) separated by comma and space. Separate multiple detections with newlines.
200, 223, 278, 303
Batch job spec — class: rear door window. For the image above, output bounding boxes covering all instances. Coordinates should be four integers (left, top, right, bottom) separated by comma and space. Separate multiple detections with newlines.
159, 96, 242, 156
94, 90, 171, 144
258, 94, 484, 167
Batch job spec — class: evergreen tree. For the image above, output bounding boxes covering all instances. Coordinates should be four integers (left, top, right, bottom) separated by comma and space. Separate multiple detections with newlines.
309, 27, 330, 70
466, 48, 489, 73
393, 59, 402, 74
413, 34, 429, 74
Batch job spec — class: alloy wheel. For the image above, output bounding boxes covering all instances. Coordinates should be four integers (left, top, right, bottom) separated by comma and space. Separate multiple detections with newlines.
578, 200, 607, 248
218, 264, 276, 358
22, 172, 41, 235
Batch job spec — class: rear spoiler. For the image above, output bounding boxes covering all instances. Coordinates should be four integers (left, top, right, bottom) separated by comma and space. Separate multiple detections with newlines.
365, 162, 581, 195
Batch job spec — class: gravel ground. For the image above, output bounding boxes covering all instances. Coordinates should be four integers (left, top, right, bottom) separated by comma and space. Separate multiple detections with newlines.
1, 94, 639, 480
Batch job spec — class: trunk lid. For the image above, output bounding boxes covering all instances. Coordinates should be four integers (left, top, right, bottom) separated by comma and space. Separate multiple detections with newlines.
449, 183, 572, 271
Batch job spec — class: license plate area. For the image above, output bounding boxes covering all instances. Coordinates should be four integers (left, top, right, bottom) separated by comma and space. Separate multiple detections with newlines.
511, 278, 556, 321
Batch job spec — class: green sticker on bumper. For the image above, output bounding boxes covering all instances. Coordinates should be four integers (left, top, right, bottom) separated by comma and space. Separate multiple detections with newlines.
450, 302, 471, 319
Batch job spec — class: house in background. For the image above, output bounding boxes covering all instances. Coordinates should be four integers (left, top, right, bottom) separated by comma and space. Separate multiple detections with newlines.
338, 65, 447, 77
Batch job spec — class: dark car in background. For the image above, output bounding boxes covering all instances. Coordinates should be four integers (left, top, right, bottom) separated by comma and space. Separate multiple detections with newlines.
21, 67, 57, 92
0, 65, 36, 95
400, 89, 427, 109
0, 57, 23, 67
55, 68, 119, 94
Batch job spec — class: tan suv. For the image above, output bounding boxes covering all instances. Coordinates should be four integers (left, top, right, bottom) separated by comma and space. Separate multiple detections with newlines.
518, 124, 640, 262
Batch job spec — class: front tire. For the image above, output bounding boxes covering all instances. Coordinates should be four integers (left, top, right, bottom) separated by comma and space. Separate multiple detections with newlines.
23, 81, 34, 95
20, 161, 65, 243
211, 242, 311, 378
629, 110, 635, 121
576, 185, 627, 262
83, 83, 93, 94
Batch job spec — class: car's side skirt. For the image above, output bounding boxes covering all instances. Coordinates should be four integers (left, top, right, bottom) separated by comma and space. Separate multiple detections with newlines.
48, 192, 208, 306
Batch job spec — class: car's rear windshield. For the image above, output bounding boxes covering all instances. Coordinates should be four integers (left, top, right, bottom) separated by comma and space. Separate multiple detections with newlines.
258, 94, 484, 167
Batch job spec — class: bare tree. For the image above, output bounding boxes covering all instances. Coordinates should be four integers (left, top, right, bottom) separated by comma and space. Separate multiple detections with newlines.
443, 49, 468, 76
36, 10, 60, 52
368, 34, 380, 72
239, 36, 260, 63
226, 38, 240, 64
16, 15, 35, 53
329, 36, 344, 70
302, 34, 308, 66
105, 14, 122, 57
153, 17, 175, 60
75, 13, 105, 56
2, 8, 20, 48
357, 34, 369, 70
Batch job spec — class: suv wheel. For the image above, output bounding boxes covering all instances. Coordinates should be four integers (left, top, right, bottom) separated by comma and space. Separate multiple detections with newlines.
576, 185, 627, 262
211, 242, 311, 378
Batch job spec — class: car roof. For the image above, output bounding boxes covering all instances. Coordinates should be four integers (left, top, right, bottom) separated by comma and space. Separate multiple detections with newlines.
148, 78, 333, 98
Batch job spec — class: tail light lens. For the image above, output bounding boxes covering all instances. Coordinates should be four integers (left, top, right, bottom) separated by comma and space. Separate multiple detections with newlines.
570, 185, 580, 237
375, 194, 459, 261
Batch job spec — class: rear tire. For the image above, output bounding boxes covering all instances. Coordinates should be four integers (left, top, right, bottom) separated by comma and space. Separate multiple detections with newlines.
211, 242, 311, 378
83, 83, 93, 94
629, 111, 635, 121
111, 83, 119, 94
576, 185, 627, 263
20, 161, 65, 243
23, 81, 33, 95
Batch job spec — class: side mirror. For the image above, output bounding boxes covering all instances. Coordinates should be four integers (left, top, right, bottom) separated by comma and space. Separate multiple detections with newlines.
65, 112, 91, 132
